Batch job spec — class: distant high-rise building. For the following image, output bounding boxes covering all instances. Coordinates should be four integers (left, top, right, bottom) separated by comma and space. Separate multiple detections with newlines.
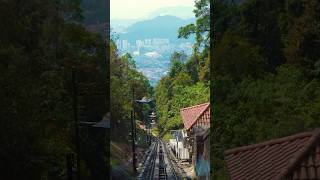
136, 40, 143, 47
144, 39, 152, 46
153, 38, 170, 46
122, 40, 130, 51
116, 40, 122, 49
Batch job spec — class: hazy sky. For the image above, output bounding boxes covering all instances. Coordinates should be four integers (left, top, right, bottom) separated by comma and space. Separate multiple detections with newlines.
111, 0, 195, 19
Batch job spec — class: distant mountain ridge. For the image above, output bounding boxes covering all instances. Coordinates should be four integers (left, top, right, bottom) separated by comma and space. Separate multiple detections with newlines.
118, 15, 195, 43
148, 6, 194, 19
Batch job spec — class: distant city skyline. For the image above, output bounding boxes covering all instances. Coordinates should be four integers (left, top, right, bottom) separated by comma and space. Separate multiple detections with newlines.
111, 0, 196, 86
111, 0, 195, 19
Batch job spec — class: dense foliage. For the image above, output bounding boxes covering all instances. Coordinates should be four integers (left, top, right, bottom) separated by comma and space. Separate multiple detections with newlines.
0, 0, 107, 179
155, 0, 210, 138
110, 41, 153, 134
110, 39, 154, 178
81, 0, 107, 25
212, 0, 320, 179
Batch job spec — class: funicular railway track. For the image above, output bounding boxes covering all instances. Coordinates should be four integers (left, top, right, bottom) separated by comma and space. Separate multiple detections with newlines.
162, 141, 184, 179
138, 140, 158, 179
138, 139, 179, 180
158, 144, 167, 179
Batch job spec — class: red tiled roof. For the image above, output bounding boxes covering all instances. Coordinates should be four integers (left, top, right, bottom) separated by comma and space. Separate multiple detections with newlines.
224, 129, 320, 180
180, 102, 210, 130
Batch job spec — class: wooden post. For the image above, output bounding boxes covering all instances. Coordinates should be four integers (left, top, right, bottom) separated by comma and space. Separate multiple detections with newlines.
72, 68, 80, 180
131, 87, 137, 174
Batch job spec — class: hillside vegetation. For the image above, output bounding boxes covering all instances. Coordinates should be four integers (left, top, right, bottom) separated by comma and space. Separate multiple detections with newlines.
212, 0, 320, 178
155, 0, 210, 137
110, 38, 154, 177
0, 0, 107, 179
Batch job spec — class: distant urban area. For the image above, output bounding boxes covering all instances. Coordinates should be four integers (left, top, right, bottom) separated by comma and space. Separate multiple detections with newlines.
116, 38, 193, 86
112, 15, 195, 86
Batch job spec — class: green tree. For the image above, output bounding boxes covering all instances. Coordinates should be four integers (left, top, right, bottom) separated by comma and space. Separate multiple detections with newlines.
211, 0, 320, 178
0, 0, 107, 179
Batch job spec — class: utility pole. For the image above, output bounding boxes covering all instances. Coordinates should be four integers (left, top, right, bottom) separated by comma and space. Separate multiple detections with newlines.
72, 68, 80, 180
133, 88, 137, 144
131, 87, 137, 174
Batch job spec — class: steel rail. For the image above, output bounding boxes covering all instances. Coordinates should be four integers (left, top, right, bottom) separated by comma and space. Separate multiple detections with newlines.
138, 140, 158, 180
162, 140, 180, 180
138, 139, 183, 180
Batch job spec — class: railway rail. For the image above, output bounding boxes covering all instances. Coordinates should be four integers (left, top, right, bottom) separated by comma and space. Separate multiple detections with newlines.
138, 139, 180, 180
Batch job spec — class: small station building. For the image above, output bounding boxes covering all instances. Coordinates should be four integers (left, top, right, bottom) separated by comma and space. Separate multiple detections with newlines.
180, 102, 210, 180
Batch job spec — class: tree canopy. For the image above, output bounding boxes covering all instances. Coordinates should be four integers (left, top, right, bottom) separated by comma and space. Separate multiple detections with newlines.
155, 0, 210, 139
0, 0, 107, 179
212, 0, 320, 178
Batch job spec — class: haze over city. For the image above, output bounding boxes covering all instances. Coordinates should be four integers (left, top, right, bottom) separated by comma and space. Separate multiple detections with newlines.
111, 0, 195, 86
111, 0, 195, 19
